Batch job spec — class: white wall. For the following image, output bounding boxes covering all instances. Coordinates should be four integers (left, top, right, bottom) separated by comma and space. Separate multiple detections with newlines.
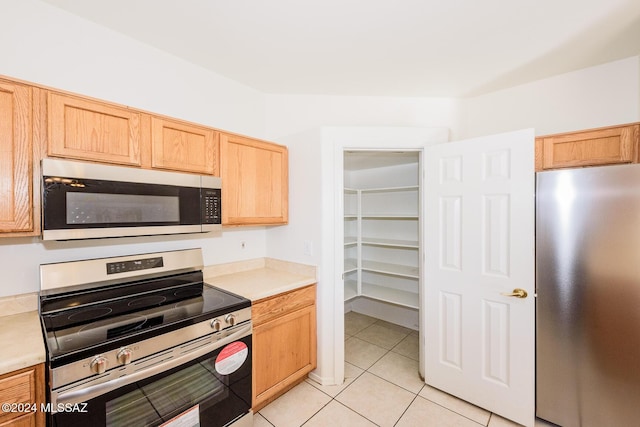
265, 129, 324, 266
261, 54, 640, 267
264, 95, 462, 141
260, 57, 640, 386
2, 0, 266, 137
262, 94, 460, 384
0, 0, 268, 298
264, 56, 640, 145
460, 56, 640, 138
262, 94, 461, 264
265, 126, 448, 385
0, 230, 266, 297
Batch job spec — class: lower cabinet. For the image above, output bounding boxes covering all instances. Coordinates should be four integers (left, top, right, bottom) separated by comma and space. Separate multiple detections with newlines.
252, 284, 316, 411
0, 364, 44, 427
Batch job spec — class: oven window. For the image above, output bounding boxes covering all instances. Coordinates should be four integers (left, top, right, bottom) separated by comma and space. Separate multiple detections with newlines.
106, 359, 226, 426
51, 335, 252, 427
67, 193, 180, 224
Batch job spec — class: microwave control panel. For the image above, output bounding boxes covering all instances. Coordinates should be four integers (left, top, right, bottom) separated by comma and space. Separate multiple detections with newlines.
202, 189, 221, 224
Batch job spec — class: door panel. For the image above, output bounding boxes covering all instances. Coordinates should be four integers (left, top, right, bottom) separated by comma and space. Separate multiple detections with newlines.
48, 92, 141, 166
483, 194, 510, 276
150, 116, 218, 175
0, 80, 32, 233
424, 129, 535, 427
439, 196, 462, 270
482, 299, 509, 385
439, 291, 462, 369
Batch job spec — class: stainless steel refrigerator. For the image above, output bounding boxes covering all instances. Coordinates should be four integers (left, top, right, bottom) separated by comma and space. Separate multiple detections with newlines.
536, 164, 640, 427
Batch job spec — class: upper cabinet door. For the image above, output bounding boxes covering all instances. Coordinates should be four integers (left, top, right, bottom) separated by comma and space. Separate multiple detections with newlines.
220, 133, 288, 225
150, 116, 218, 175
536, 124, 639, 170
0, 80, 33, 233
48, 92, 141, 166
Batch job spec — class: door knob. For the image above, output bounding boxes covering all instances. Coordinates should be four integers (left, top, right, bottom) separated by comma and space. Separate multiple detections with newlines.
501, 288, 528, 298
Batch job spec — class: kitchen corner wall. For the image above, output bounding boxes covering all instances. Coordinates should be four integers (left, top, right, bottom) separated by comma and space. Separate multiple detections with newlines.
263, 96, 460, 385
262, 56, 640, 276
263, 94, 462, 267
459, 55, 640, 139
0, 0, 269, 298
261, 57, 640, 386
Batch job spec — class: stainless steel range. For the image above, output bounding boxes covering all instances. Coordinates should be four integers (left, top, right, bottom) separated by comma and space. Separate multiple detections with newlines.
39, 248, 252, 427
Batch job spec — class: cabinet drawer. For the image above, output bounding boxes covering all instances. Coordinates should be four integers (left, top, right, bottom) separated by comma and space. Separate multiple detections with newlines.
253, 285, 315, 326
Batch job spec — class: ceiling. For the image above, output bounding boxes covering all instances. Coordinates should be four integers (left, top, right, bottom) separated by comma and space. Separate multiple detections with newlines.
41, 0, 640, 97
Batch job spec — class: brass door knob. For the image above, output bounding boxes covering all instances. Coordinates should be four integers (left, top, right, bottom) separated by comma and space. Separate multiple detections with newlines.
501, 288, 528, 298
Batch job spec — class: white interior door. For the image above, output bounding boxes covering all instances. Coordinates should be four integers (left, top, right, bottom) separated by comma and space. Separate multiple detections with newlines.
423, 129, 535, 426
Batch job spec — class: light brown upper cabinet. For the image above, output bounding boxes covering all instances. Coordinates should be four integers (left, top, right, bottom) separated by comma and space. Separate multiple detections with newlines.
220, 133, 288, 225
47, 92, 142, 166
0, 79, 34, 234
1, 73, 292, 236
150, 116, 219, 175
536, 123, 640, 171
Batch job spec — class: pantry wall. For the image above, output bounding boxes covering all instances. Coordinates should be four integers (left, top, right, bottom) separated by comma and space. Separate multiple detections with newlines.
343, 151, 421, 332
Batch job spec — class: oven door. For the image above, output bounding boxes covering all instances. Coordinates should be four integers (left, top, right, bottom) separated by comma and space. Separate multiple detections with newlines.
49, 333, 251, 427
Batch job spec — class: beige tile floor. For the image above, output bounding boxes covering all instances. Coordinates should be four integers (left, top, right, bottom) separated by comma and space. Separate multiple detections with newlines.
255, 312, 556, 427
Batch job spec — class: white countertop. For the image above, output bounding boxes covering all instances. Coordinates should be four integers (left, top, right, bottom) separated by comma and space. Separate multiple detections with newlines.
0, 310, 46, 375
204, 258, 317, 301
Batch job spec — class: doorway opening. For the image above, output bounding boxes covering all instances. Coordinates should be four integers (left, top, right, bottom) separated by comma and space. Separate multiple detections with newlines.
342, 150, 423, 378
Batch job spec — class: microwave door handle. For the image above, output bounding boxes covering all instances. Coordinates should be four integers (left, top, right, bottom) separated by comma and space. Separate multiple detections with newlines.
51, 323, 251, 410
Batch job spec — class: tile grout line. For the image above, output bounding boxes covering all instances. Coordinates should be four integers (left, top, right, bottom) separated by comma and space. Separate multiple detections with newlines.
346, 314, 493, 426
341, 341, 417, 426
261, 314, 512, 427
300, 365, 381, 427
392, 392, 421, 427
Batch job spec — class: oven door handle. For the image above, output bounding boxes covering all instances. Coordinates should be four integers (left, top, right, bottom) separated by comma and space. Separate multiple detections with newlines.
52, 323, 251, 410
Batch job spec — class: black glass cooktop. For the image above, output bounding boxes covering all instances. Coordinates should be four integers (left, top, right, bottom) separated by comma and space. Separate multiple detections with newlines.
40, 271, 250, 366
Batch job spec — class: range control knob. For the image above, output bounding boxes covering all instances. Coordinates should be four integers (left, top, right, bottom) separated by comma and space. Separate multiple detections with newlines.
225, 314, 236, 326
117, 347, 133, 365
90, 355, 108, 375
210, 318, 222, 332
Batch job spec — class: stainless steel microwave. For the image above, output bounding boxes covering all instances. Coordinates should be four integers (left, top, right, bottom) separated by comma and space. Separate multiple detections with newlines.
42, 159, 221, 241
